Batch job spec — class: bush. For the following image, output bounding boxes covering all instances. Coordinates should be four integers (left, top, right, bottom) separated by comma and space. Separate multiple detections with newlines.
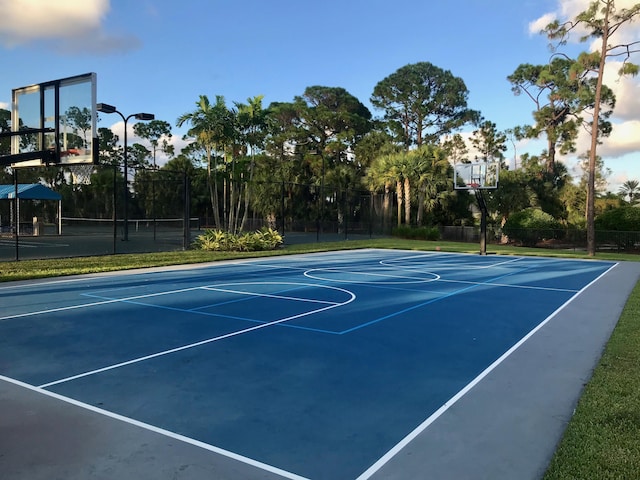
193, 227, 283, 252
595, 207, 640, 232
392, 226, 440, 241
502, 208, 562, 246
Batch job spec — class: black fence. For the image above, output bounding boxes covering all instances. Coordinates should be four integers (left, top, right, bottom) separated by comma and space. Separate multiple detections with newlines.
440, 225, 640, 253
1, 164, 392, 261
2, 163, 639, 261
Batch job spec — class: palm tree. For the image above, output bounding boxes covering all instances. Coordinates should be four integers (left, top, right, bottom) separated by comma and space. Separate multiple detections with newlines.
368, 152, 408, 228
411, 145, 451, 224
619, 179, 640, 204
366, 154, 396, 231
177, 95, 234, 229
235, 95, 268, 232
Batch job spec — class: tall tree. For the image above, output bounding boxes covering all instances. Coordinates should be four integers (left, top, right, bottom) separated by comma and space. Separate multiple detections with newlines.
441, 133, 469, 164
234, 95, 268, 232
293, 86, 372, 227
410, 144, 451, 225
371, 62, 478, 149
508, 56, 615, 173
544, 0, 640, 255
177, 95, 235, 228
469, 120, 507, 164
133, 120, 174, 169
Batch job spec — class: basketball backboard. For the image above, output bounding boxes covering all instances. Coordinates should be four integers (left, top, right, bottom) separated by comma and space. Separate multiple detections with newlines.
9, 72, 97, 168
453, 161, 499, 190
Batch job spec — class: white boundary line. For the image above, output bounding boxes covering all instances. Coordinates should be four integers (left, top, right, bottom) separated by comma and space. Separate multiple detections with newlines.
436, 278, 579, 293
0, 285, 204, 322
304, 267, 440, 284
0, 374, 310, 480
380, 253, 526, 270
200, 282, 347, 305
39, 284, 356, 388
354, 261, 619, 480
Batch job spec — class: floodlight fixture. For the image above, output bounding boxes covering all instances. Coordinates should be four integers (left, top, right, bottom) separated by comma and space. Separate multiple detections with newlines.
97, 103, 117, 114
96, 102, 155, 241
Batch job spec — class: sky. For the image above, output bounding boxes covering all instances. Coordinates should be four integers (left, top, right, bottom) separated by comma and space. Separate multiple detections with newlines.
1, 0, 639, 192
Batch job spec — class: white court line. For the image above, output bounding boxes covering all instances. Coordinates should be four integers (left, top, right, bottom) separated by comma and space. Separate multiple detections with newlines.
201, 283, 341, 305
0, 285, 205, 322
354, 261, 619, 480
436, 278, 580, 293
304, 267, 439, 284
0, 375, 310, 480
38, 286, 356, 388
380, 254, 525, 270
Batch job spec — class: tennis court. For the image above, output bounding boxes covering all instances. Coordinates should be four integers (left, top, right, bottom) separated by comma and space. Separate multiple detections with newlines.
0, 249, 636, 480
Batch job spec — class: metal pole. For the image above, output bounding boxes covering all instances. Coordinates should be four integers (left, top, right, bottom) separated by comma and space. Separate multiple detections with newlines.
280, 180, 285, 235
123, 116, 129, 241
113, 162, 117, 254
344, 190, 348, 240
153, 147, 157, 241
183, 169, 190, 250
369, 192, 374, 239
13, 168, 19, 261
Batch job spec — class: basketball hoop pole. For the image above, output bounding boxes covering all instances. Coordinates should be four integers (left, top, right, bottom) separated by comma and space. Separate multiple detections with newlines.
475, 188, 488, 255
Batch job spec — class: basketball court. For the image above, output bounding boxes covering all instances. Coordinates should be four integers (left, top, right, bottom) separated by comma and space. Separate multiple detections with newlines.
1, 249, 637, 480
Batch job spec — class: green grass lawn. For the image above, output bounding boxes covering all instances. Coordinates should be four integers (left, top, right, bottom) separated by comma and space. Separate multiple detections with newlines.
1, 239, 639, 478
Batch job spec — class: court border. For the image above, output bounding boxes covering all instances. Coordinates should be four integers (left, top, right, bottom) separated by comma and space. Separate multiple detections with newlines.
0, 250, 637, 480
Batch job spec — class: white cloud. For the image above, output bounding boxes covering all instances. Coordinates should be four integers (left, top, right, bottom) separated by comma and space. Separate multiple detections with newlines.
602, 61, 640, 121
597, 120, 640, 157
0, 0, 140, 54
0, 101, 9, 110
528, 13, 556, 35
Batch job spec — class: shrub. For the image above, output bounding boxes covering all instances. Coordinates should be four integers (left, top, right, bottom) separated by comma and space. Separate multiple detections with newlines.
392, 226, 440, 241
502, 208, 562, 246
193, 227, 283, 252
595, 207, 640, 232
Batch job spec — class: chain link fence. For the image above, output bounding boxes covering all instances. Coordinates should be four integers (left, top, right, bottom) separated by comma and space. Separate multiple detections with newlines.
2, 163, 638, 261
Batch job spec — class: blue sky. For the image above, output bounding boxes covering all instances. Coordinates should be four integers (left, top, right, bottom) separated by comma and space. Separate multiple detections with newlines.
1, 0, 638, 191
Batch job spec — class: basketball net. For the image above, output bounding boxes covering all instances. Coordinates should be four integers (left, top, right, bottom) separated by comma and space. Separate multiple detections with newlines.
67, 164, 95, 185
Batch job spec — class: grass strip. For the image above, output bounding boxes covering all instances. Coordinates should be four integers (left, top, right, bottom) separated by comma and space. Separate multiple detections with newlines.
543, 280, 640, 479
1, 239, 638, 282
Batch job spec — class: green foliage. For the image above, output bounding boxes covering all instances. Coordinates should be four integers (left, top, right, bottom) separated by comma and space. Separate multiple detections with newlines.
502, 208, 562, 246
544, 279, 640, 480
392, 226, 440, 241
595, 206, 640, 232
193, 227, 283, 252
371, 62, 478, 148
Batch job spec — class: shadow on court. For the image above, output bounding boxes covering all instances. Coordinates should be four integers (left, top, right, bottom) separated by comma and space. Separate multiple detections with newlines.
0, 250, 638, 480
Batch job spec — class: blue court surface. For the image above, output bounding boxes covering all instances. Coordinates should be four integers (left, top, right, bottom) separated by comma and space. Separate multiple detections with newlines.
0, 249, 621, 479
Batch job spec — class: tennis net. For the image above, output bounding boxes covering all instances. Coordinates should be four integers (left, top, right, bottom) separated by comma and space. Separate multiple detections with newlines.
60, 217, 200, 236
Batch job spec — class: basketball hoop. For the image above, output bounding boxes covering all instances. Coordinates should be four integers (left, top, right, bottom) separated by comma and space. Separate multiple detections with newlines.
67, 164, 95, 185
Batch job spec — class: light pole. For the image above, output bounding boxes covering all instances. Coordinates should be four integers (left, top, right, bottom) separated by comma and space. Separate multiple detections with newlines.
97, 103, 154, 241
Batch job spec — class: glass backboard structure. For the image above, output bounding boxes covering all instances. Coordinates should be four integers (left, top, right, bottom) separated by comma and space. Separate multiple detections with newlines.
453, 161, 499, 190
6, 72, 97, 168
453, 161, 500, 255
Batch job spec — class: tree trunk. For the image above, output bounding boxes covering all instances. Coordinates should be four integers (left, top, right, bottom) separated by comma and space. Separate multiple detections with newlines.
404, 177, 411, 225
396, 180, 403, 228
383, 182, 391, 232
207, 147, 220, 228
587, 3, 610, 257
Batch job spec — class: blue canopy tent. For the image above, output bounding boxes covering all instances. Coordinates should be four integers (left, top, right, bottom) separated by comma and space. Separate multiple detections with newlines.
0, 184, 62, 235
